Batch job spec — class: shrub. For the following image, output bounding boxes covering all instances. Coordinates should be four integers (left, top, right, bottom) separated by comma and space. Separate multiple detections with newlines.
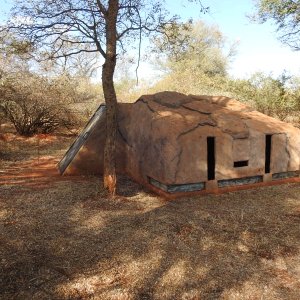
0, 72, 83, 136
226, 73, 300, 122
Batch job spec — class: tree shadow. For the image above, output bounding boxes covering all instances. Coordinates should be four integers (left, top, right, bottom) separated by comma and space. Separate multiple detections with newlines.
1, 176, 300, 299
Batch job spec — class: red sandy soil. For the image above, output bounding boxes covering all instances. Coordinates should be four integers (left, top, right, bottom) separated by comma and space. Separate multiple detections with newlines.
1, 131, 300, 299
1, 156, 62, 187
0, 131, 85, 189
0, 132, 58, 143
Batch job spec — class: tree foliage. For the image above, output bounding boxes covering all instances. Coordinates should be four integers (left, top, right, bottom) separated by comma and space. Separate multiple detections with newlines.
4, 0, 210, 194
254, 0, 300, 50
0, 69, 100, 136
105, 18, 300, 126
153, 20, 235, 76
150, 21, 235, 95
4, 0, 178, 195
0, 72, 80, 136
226, 72, 300, 122
0, 32, 99, 136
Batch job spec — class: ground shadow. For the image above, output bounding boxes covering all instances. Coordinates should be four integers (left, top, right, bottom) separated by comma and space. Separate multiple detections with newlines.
1, 174, 300, 299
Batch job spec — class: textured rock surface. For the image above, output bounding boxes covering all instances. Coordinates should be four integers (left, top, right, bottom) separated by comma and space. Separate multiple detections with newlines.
271, 133, 289, 173
63, 91, 300, 191
233, 139, 250, 162
125, 92, 300, 185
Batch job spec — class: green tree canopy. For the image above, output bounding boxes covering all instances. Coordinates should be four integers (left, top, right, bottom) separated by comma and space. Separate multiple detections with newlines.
254, 0, 300, 50
153, 20, 236, 76
151, 20, 236, 94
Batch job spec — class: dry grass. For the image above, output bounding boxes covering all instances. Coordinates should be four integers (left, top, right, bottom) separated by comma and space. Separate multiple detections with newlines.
1, 125, 300, 299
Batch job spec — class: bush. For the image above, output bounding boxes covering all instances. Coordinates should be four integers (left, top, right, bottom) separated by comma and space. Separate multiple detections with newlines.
226, 73, 300, 122
0, 72, 84, 136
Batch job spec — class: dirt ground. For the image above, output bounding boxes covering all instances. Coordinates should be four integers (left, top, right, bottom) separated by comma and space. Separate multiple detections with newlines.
1, 126, 300, 299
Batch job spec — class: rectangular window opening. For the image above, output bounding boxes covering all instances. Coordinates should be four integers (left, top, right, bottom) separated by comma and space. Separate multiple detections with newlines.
234, 160, 249, 168
265, 135, 272, 174
207, 137, 215, 181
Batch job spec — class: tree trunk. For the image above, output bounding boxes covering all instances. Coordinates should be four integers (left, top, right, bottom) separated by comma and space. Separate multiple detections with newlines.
102, 61, 117, 196
102, 0, 119, 196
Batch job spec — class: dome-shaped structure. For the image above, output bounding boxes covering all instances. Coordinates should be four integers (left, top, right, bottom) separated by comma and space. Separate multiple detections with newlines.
59, 91, 300, 197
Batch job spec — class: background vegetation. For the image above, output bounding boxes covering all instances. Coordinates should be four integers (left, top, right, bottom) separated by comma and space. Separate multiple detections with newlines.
115, 21, 300, 125
0, 33, 100, 136
1, 20, 300, 136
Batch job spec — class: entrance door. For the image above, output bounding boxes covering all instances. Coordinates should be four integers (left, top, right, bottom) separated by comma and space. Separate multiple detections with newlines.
207, 137, 215, 180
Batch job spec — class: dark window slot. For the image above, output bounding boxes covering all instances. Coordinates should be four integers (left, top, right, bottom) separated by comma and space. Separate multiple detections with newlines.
207, 137, 215, 180
265, 135, 272, 174
234, 160, 249, 168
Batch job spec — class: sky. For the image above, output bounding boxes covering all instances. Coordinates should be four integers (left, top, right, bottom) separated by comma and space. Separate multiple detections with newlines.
165, 0, 300, 78
1, 0, 299, 79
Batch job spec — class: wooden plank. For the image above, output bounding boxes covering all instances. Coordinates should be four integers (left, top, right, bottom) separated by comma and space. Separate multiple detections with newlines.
58, 105, 106, 174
